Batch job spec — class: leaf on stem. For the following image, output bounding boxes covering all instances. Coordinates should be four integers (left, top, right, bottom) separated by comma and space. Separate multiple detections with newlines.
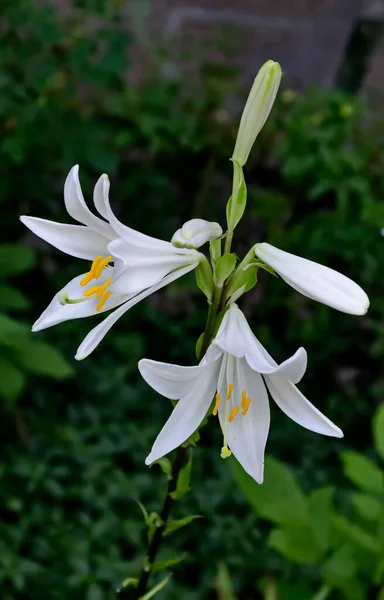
139, 575, 170, 600
170, 449, 192, 500
164, 515, 202, 535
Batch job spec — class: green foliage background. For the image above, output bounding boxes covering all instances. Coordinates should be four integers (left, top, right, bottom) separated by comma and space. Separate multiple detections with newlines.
1, 1, 384, 598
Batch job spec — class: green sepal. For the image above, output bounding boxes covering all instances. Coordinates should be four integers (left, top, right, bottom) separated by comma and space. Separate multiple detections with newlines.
195, 255, 214, 303
248, 260, 277, 277
170, 449, 192, 500
151, 554, 186, 575
226, 160, 247, 231
164, 515, 202, 535
195, 332, 204, 359
214, 253, 237, 288
139, 575, 170, 600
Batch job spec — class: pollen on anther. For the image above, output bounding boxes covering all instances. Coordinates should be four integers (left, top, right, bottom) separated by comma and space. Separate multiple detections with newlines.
96, 291, 112, 312
213, 393, 220, 416
93, 255, 112, 279
242, 397, 251, 416
229, 405, 240, 422
241, 389, 247, 409
226, 383, 234, 400
80, 255, 102, 286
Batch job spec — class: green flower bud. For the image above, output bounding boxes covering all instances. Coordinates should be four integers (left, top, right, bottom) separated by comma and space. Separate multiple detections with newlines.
232, 60, 282, 166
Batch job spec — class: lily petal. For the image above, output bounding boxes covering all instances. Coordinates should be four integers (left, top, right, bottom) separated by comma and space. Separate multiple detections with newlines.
32, 269, 127, 331
20, 217, 108, 261
255, 243, 369, 315
264, 374, 343, 438
213, 304, 307, 383
139, 359, 211, 400
75, 262, 199, 359
219, 359, 270, 484
145, 360, 220, 465
93, 174, 110, 221
109, 238, 201, 294
64, 165, 113, 238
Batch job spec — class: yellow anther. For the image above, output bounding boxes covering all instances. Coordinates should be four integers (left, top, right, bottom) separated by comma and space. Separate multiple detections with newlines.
80, 255, 103, 287
229, 405, 240, 422
96, 291, 112, 312
220, 446, 232, 459
93, 255, 112, 279
242, 397, 251, 416
241, 389, 247, 409
213, 393, 220, 416
226, 383, 234, 400
83, 276, 112, 298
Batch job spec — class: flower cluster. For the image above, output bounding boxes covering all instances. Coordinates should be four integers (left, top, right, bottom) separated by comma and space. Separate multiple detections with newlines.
21, 61, 369, 484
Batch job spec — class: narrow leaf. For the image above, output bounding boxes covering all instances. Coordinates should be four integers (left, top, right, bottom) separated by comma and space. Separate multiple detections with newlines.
164, 515, 202, 535
153, 457, 172, 479
214, 254, 237, 288
151, 554, 185, 575
139, 575, 170, 600
170, 449, 192, 500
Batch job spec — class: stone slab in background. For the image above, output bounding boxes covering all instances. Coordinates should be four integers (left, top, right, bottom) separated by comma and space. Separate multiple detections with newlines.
132, 0, 362, 88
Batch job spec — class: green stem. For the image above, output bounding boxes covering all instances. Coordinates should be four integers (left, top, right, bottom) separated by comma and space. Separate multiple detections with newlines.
311, 585, 332, 600
223, 230, 233, 255
119, 446, 188, 599
199, 285, 221, 358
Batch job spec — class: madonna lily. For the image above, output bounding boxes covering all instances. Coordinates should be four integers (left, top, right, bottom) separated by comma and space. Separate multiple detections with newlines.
20, 165, 202, 358
255, 242, 369, 315
139, 304, 342, 483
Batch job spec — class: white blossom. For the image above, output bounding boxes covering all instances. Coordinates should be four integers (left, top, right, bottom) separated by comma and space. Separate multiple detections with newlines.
139, 304, 342, 483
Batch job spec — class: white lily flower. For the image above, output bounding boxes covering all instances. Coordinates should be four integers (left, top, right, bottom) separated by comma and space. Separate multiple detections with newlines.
139, 304, 342, 484
255, 242, 369, 316
20, 165, 202, 358
171, 219, 223, 249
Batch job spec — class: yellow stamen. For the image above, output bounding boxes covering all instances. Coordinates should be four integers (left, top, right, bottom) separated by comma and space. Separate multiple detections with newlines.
240, 389, 247, 409
93, 255, 112, 279
229, 405, 240, 422
226, 383, 234, 400
213, 393, 220, 416
83, 276, 113, 298
80, 255, 103, 286
242, 397, 251, 416
96, 291, 112, 312
220, 446, 232, 459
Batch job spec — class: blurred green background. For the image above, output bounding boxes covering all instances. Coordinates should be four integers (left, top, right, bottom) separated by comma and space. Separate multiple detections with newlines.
1, 1, 384, 599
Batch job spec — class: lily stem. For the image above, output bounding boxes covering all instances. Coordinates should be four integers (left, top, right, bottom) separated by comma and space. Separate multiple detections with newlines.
119, 445, 188, 599
200, 285, 222, 358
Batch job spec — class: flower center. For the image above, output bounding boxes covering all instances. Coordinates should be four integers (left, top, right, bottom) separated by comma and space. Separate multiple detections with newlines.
212, 383, 252, 459
59, 254, 113, 312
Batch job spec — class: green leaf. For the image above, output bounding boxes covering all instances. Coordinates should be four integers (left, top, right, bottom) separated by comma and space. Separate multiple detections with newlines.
351, 491, 382, 522
214, 254, 237, 288
308, 486, 335, 552
0, 285, 30, 310
215, 562, 237, 600
226, 161, 247, 230
13, 340, 73, 379
232, 456, 309, 526
322, 544, 360, 592
151, 554, 185, 575
209, 238, 222, 264
119, 577, 138, 591
0, 244, 36, 276
332, 514, 381, 553
170, 449, 192, 500
0, 355, 25, 403
195, 256, 214, 303
341, 451, 384, 493
268, 525, 321, 565
153, 457, 172, 479
0, 314, 29, 340
164, 515, 202, 535
139, 575, 170, 600
373, 403, 384, 462
195, 332, 204, 360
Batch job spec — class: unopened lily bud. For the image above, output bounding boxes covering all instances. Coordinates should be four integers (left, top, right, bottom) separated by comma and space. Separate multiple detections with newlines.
171, 219, 222, 249
255, 242, 370, 315
232, 60, 282, 166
